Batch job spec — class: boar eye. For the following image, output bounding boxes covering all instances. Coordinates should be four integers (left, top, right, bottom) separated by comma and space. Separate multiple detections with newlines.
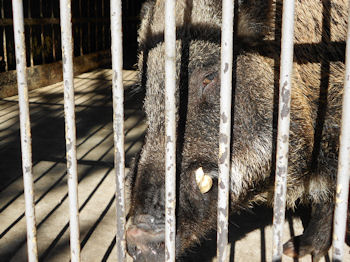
195, 167, 213, 194
202, 72, 216, 86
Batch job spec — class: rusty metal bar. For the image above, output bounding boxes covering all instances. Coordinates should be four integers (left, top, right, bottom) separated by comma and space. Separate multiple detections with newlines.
272, 0, 295, 261
1, 1, 8, 71
217, 0, 234, 261
2, 0, 8, 71
51, 2, 56, 61
164, 0, 176, 261
331, 2, 350, 261
59, 0, 81, 261
95, 0, 98, 51
79, 0, 83, 55
87, 0, 91, 53
110, 0, 126, 261
12, 0, 38, 261
102, 0, 105, 50
28, 0, 34, 66
40, 0, 45, 64
2, 28, 7, 70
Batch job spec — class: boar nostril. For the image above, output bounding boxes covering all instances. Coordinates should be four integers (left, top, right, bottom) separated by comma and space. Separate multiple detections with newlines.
134, 214, 164, 232
134, 214, 155, 226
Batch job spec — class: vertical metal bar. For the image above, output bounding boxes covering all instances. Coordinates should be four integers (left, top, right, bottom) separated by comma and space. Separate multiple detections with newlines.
12, 1, 38, 261
79, 0, 83, 55
164, 0, 176, 261
110, 0, 126, 261
59, 0, 81, 261
87, 0, 91, 53
40, 0, 45, 63
2, 0, 8, 71
331, 2, 350, 261
2, 28, 7, 71
51, 2, 56, 61
272, 0, 295, 261
94, 0, 98, 51
217, 0, 234, 261
102, 0, 105, 50
28, 0, 34, 66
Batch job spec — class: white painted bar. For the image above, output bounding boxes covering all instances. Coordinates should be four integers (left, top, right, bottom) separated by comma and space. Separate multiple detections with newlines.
59, 0, 81, 261
110, 0, 126, 261
217, 0, 234, 261
12, 0, 38, 261
331, 2, 350, 261
272, 0, 295, 261
164, 0, 176, 261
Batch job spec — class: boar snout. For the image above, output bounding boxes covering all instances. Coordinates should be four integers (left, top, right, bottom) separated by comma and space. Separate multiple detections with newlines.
127, 214, 165, 261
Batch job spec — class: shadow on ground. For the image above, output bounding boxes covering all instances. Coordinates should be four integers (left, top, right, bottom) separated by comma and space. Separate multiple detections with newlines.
0, 69, 146, 261
180, 204, 332, 262
0, 69, 145, 192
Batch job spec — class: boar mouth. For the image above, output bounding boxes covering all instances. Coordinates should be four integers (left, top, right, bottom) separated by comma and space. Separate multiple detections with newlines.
126, 225, 165, 261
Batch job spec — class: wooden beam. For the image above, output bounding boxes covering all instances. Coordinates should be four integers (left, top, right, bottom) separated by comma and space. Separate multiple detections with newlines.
0, 50, 111, 98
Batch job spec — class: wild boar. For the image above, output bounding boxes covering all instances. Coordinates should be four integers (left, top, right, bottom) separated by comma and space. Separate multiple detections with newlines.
126, 0, 350, 261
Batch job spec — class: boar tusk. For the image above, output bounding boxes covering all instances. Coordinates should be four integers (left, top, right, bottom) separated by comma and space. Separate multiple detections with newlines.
195, 167, 204, 183
195, 167, 213, 194
199, 175, 213, 194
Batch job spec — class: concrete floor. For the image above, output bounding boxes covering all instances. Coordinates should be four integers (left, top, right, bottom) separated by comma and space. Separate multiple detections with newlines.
0, 69, 349, 262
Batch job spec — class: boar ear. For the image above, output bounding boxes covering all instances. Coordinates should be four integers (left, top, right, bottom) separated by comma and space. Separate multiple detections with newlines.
236, 0, 273, 43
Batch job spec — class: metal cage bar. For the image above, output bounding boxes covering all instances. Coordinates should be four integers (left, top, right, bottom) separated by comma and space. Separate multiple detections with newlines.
102, 0, 105, 50
217, 0, 234, 261
39, 0, 45, 64
79, 0, 83, 55
27, 0, 34, 67
110, 0, 126, 261
164, 0, 177, 261
59, 0, 81, 261
87, 0, 91, 53
272, 0, 296, 261
331, 2, 350, 261
51, 2, 56, 61
94, 0, 98, 51
2, 0, 8, 71
12, 1, 38, 261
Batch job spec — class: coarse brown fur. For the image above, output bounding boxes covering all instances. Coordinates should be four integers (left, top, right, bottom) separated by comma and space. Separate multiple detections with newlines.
127, 0, 349, 261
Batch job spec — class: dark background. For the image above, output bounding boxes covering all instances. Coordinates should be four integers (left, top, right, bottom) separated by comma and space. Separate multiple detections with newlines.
0, 0, 145, 72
